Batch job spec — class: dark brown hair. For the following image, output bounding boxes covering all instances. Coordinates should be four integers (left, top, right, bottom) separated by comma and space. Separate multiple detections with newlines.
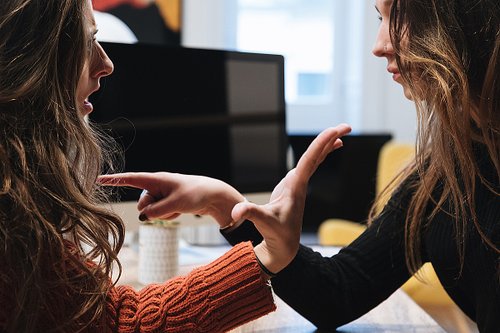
0, 0, 124, 331
371, 0, 499, 274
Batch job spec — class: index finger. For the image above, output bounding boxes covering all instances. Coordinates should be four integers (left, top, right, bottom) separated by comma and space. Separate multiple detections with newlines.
97, 172, 161, 191
295, 124, 351, 180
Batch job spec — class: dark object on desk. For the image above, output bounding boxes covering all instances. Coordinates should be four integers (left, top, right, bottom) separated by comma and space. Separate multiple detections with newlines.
289, 134, 392, 232
90, 42, 287, 201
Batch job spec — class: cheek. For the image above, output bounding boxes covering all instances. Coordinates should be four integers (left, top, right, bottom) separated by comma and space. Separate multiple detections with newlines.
75, 64, 91, 116
76, 65, 90, 97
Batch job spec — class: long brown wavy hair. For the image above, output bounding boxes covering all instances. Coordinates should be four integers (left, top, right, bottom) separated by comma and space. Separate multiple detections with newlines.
0, 0, 124, 332
370, 0, 500, 275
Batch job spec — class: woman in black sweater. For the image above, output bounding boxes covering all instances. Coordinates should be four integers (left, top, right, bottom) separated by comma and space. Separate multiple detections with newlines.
101, 0, 500, 331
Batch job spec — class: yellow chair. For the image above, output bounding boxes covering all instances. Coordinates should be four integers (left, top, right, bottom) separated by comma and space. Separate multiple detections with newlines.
318, 141, 475, 332
374, 141, 414, 213
317, 218, 367, 246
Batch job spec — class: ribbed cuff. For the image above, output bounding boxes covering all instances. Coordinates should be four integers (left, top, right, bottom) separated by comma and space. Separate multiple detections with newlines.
194, 241, 276, 332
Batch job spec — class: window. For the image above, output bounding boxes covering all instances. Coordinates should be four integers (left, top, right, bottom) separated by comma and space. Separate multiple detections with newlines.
235, 1, 366, 134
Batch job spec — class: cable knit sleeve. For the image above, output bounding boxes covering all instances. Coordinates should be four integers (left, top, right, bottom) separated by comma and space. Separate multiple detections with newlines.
105, 241, 276, 333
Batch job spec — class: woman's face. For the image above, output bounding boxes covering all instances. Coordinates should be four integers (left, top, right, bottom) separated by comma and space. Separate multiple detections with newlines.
372, 0, 413, 100
77, 0, 114, 117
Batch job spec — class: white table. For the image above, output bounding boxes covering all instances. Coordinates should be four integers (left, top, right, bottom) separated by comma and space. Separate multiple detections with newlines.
116, 240, 445, 333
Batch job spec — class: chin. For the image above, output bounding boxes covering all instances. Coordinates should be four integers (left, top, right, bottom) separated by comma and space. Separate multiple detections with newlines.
403, 90, 414, 101
401, 85, 414, 101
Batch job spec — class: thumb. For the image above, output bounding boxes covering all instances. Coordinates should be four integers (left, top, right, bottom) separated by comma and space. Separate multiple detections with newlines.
139, 198, 181, 221
137, 189, 158, 211
231, 201, 273, 226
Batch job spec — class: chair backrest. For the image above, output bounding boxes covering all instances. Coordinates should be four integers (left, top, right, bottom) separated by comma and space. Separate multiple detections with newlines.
375, 141, 415, 213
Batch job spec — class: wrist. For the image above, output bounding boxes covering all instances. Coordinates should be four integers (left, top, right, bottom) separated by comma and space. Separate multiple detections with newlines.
255, 253, 277, 279
253, 243, 284, 277
215, 197, 248, 230
219, 218, 245, 231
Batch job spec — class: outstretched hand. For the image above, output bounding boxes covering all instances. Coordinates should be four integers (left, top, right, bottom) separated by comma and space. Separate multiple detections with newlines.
98, 123, 352, 275
232, 124, 351, 274
97, 172, 246, 228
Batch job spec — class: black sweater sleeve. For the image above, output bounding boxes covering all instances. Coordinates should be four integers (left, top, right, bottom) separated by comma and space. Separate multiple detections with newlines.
220, 219, 263, 246
222, 148, 499, 331
222, 188, 416, 331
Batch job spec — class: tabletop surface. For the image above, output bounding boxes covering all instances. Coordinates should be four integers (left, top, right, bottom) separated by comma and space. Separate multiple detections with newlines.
116, 238, 446, 333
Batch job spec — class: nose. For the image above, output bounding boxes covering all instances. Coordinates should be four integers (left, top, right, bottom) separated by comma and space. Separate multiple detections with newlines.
372, 21, 393, 58
91, 43, 114, 79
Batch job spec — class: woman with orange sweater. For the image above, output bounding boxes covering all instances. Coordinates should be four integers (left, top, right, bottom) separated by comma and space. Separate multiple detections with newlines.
0, 1, 350, 332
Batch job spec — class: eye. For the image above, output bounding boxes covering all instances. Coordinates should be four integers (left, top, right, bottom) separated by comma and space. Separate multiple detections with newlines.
374, 5, 383, 23
88, 30, 98, 51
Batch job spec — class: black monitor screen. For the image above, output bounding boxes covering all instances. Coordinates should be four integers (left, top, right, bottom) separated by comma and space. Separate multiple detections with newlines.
89, 42, 287, 201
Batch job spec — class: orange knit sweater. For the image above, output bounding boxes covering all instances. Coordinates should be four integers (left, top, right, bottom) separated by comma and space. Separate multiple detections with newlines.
104, 241, 276, 332
0, 242, 274, 332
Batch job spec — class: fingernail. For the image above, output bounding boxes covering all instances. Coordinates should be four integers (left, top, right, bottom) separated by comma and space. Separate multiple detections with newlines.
139, 213, 148, 221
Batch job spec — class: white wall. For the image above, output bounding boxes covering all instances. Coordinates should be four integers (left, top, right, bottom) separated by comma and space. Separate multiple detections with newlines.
182, 0, 417, 144
182, 0, 238, 49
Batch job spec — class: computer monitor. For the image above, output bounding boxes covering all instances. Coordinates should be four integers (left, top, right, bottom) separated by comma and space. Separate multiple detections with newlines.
89, 42, 287, 201
288, 133, 392, 231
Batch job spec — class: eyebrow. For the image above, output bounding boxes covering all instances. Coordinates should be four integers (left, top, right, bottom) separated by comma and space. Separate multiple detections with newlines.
89, 15, 97, 32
